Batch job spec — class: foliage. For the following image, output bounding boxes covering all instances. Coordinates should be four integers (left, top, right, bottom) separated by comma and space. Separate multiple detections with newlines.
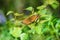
0, 0, 59, 40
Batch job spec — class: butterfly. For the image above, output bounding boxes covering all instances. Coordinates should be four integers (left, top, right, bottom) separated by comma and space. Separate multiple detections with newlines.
22, 14, 39, 25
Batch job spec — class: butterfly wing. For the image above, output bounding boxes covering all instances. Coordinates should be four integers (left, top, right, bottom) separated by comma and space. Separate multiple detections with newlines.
22, 14, 39, 25
30, 15, 39, 22
22, 17, 31, 25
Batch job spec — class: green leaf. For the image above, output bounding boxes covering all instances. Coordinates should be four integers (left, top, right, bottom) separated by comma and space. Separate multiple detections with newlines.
42, 27, 50, 33
10, 27, 22, 37
35, 24, 42, 34
46, 36, 55, 40
38, 9, 47, 15
44, 0, 55, 4
7, 11, 14, 15
37, 5, 46, 10
51, 2, 59, 9
22, 26, 30, 33
0, 30, 14, 40
20, 33, 29, 40
25, 7, 33, 11
55, 19, 60, 28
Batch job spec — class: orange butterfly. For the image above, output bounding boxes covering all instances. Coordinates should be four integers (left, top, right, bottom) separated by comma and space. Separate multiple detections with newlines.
22, 14, 39, 25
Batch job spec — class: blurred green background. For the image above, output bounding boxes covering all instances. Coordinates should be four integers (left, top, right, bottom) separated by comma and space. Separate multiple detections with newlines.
0, 0, 60, 40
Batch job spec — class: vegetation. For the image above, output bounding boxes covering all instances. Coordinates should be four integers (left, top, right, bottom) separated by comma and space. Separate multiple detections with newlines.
0, 0, 60, 40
